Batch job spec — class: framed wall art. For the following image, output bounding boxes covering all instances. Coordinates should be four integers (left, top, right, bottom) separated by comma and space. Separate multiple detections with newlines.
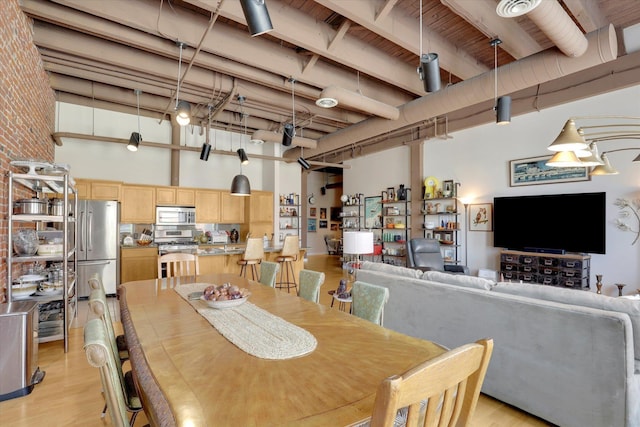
509, 155, 590, 186
320, 208, 327, 219
309, 207, 317, 217
319, 220, 328, 229
469, 203, 493, 232
307, 218, 317, 232
365, 196, 382, 229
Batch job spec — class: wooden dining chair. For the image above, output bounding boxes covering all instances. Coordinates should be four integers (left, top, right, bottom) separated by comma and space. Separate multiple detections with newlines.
237, 237, 264, 280
157, 253, 199, 287
258, 261, 280, 287
351, 281, 390, 326
83, 318, 143, 427
275, 235, 299, 292
368, 338, 494, 427
88, 275, 128, 364
298, 269, 325, 303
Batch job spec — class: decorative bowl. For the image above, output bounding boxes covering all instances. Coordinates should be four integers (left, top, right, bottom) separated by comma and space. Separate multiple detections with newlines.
12, 284, 37, 299
200, 294, 250, 309
136, 239, 152, 246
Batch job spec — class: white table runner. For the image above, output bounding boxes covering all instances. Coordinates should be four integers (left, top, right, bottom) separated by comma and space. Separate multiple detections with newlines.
175, 283, 317, 360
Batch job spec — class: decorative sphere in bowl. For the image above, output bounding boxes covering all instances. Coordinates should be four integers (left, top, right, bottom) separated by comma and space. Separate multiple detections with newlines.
13, 229, 39, 256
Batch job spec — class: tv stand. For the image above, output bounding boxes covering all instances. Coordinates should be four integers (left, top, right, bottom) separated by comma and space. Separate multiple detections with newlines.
499, 249, 590, 289
523, 247, 565, 255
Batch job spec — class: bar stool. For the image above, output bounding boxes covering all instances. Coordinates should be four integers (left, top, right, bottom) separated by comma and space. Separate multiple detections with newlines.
275, 235, 299, 293
238, 237, 264, 280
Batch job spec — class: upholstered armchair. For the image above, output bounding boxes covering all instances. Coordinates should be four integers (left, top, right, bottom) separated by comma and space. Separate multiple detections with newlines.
406, 238, 469, 275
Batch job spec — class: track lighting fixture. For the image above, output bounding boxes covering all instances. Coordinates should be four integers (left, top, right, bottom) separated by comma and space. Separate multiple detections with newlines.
239, 0, 273, 37
417, 0, 441, 93
200, 143, 211, 161
283, 78, 296, 147
491, 38, 511, 125
175, 41, 191, 126
297, 157, 310, 170
282, 123, 294, 146
128, 89, 142, 152
237, 148, 249, 165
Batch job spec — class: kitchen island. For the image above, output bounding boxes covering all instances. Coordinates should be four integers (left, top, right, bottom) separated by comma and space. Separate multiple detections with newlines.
120, 244, 306, 282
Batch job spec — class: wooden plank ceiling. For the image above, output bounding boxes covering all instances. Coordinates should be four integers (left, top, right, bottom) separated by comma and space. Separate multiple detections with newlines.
21, 0, 640, 164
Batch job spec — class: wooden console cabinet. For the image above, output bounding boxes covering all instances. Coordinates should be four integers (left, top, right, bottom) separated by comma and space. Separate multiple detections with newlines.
499, 250, 591, 289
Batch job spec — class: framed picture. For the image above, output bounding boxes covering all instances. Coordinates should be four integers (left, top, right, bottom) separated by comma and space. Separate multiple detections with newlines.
469, 203, 493, 232
309, 207, 316, 217
509, 155, 590, 186
307, 218, 317, 232
320, 208, 327, 219
319, 220, 328, 229
330, 207, 341, 222
365, 196, 382, 229
442, 180, 455, 198
330, 223, 339, 231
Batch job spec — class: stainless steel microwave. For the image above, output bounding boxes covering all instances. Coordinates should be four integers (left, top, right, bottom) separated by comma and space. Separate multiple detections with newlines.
155, 206, 196, 225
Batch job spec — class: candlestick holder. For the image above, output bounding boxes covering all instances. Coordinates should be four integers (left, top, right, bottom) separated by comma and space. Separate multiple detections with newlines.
595, 275, 603, 294
616, 283, 626, 297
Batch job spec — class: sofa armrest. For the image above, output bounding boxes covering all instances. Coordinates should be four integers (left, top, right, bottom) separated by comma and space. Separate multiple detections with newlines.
444, 265, 470, 275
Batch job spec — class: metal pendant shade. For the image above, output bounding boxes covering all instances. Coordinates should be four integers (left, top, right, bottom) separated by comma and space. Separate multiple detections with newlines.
496, 96, 511, 125
239, 0, 273, 37
200, 143, 211, 161
176, 100, 191, 126
282, 123, 294, 146
590, 153, 619, 175
545, 150, 583, 167
418, 53, 441, 93
237, 148, 249, 165
127, 132, 141, 152
230, 174, 251, 196
576, 143, 604, 166
548, 119, 588, 152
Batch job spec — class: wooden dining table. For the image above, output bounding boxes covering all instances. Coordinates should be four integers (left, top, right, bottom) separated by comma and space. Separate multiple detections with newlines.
119, 273, 446, 426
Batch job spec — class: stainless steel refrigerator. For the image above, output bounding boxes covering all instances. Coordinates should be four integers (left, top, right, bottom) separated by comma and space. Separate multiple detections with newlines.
76, 200, 119, 298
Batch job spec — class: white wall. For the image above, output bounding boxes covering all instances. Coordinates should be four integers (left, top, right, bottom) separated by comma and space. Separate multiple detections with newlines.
344, 85, 640, 296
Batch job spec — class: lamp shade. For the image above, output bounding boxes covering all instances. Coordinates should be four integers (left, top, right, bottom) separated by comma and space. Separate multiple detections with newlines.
545, 150, 583, 167
576, 143, 604, 166
590, 153, 619, 176
239, 0, 273, 37
282, 123, 294, 146
548, 119, 588, 152
127, 132, 141, 152
200, 143, 211, 161
176, 100, 191, 126
230, 174, 251, 196
496, 96, 511, 125
418, 53, 441, 93
237, 148, 249, 165
343, 231, 374, 255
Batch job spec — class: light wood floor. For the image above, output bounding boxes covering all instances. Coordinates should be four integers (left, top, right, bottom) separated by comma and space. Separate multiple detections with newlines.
0, 254, 551, 426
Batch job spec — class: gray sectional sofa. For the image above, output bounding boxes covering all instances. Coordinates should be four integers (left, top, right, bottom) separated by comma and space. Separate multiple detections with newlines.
356, 261, 640, 427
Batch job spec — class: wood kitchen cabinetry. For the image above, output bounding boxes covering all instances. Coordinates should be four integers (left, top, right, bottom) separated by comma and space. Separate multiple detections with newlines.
221, 192, 245, 223
120, 247, 158, 282
121, 185, 156, 223
156, 186, 196, 206
195, 190, 221, 223
74, 179, 122, 200
240, 191, 274, 241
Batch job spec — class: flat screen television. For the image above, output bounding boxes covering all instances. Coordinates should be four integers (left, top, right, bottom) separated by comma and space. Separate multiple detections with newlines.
493, 192, 606, 254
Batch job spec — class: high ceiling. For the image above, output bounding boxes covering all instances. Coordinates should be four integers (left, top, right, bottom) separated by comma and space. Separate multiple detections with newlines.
22, 0, 640, 166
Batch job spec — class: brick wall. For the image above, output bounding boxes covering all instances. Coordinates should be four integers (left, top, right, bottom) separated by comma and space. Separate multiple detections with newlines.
0, 0, 56, 301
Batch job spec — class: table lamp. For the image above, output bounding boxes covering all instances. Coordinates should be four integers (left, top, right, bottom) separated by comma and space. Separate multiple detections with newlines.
343, 231, 374, 269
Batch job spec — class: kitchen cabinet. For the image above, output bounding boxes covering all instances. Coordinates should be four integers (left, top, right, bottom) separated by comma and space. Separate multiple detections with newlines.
195, 190, 221, 223
121, 185, 156, 223
198, 255, 227, 275
74, 179, 121, 200
239, 191, 274, 241
221, 192, 245, 223
120, 247, 158, 282
155, 187, 196, 206
7, 167, 77, 353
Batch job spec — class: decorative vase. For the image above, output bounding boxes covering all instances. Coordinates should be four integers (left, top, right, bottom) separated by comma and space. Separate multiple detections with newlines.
397, 184, 407, 201
616, 283, 626, 297
595, 274, 603, 294
229, 228, 239, 243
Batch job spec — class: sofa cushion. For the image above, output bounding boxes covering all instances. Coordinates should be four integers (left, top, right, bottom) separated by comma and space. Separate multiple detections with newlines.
494, 282, 640, 359
422, 270, 496, 291
359, 261, 422, 279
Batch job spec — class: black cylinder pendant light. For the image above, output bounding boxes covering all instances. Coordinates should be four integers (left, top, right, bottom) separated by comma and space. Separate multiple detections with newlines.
239, 0, 273, 37
418, 53, 441, 93
282, 123, 294, 146
496, 96, 511, 125
200, 143, 211, 160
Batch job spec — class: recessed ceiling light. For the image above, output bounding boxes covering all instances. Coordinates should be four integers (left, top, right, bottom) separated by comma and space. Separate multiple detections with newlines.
315, 97, 338, 108
496, 0, 541, 18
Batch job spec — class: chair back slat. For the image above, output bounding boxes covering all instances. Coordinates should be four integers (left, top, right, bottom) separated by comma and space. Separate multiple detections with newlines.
370, 338, 494, 427
157, 253, 200, 287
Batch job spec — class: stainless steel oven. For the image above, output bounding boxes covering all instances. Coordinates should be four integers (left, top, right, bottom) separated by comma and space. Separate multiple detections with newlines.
155, 226, 198, 277
155, 206, 196, 226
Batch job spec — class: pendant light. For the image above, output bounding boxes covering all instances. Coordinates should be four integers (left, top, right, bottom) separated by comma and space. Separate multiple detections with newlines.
230, 97, 251, 196
175, 41, 191, 126
239, 0, 273, 37
417, 0, 441, 93
282, 78, 296, 146
237, 95, 250, 165
491, 38, 511, 125
200, 106, 212, 161
127, 89, 142, 152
